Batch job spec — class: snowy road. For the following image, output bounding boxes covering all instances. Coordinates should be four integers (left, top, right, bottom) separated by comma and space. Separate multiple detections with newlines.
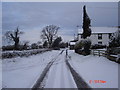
44, 51, 77, 88
32, 50, 90, 88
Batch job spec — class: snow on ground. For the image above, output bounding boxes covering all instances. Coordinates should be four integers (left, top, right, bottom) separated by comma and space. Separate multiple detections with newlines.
2, 49, 119, 88
68, 50, 118, 88
2, 49, 48, 53
44, 51, 77, 88
2, 50, 61, 88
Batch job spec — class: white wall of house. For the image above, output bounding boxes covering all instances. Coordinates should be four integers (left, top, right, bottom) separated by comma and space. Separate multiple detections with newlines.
78, 27, 118, 46
102, 34, 110, 45
78, 34, 110, 45
89, 34, 98, 45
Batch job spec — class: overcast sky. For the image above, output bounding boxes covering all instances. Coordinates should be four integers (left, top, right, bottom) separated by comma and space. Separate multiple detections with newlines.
2, 2, 118, 44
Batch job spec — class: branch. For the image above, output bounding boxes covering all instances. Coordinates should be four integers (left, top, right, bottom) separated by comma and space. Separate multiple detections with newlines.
10, 34, 15, 40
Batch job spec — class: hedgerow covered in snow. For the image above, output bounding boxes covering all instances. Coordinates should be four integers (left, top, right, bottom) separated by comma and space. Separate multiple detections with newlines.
2, 49, 51, 59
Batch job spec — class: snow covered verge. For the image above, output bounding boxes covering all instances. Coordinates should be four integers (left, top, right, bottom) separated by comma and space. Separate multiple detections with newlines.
68, 50, 118, 88
2, 50, 61, 88
2, 49, 51, 59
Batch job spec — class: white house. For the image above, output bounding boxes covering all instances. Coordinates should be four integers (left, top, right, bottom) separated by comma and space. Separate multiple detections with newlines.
78, 27, 119, 46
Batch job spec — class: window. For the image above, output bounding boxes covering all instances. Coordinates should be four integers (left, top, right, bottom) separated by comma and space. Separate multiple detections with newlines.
98, 34, 102, 39
98, 41, 102, 45
109, 33, 112, 39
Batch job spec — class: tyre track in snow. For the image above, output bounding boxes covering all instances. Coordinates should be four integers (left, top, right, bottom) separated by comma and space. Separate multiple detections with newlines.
65, 55, 92, 89
44, 51, 77, 88
32, 49, 92, 89
32, 50, 64, 90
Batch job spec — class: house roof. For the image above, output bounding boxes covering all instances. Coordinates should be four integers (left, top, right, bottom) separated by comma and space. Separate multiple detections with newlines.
78, 27, 118, 34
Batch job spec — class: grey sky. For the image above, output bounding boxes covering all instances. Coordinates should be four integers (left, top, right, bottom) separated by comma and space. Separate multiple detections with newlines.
2, 2, 118, 44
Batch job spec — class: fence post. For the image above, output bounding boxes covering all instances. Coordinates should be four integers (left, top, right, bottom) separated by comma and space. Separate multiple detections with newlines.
99, 50, 100, 57
93, 50, 95, 56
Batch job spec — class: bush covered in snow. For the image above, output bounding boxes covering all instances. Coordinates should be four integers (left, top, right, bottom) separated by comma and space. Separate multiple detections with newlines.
31, 43, 39, 49
2, 45, 29, 51
109, 29, 120, 47
74, 41, 83, 50
107, 47, 120, 55
75, 38, 91, 55
2, 45, 14, 51
2, 49, 51, 59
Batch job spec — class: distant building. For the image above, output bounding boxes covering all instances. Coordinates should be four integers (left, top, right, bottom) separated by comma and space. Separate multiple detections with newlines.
69, 41, 76, 50
78, 27, 118, 46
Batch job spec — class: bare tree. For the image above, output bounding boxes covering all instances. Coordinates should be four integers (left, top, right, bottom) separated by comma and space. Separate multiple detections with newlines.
41, 25, 60, 48
5, 27, 23, 50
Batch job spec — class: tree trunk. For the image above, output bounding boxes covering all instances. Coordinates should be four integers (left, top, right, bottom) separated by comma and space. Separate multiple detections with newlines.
14, 37, 19, 50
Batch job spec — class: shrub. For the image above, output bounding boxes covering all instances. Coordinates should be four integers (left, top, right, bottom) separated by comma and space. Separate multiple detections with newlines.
75, 39, 91, 55
2, 45, 14, 51
107, 47, 120, 55
59, 42, 68, 48
31, 43, 38, 49
74, 41, 83, 50
109, 29, 120, 47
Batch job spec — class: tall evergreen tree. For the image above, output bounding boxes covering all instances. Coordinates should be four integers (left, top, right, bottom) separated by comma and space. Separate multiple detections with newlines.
79, 5, 92, 55
82, 5, 91, 39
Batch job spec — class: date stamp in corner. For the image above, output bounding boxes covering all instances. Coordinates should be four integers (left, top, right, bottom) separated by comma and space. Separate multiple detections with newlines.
89, 80, 106, 84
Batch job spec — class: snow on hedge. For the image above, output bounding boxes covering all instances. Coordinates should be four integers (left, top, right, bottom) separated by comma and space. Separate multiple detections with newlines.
2, 49, 51, 59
